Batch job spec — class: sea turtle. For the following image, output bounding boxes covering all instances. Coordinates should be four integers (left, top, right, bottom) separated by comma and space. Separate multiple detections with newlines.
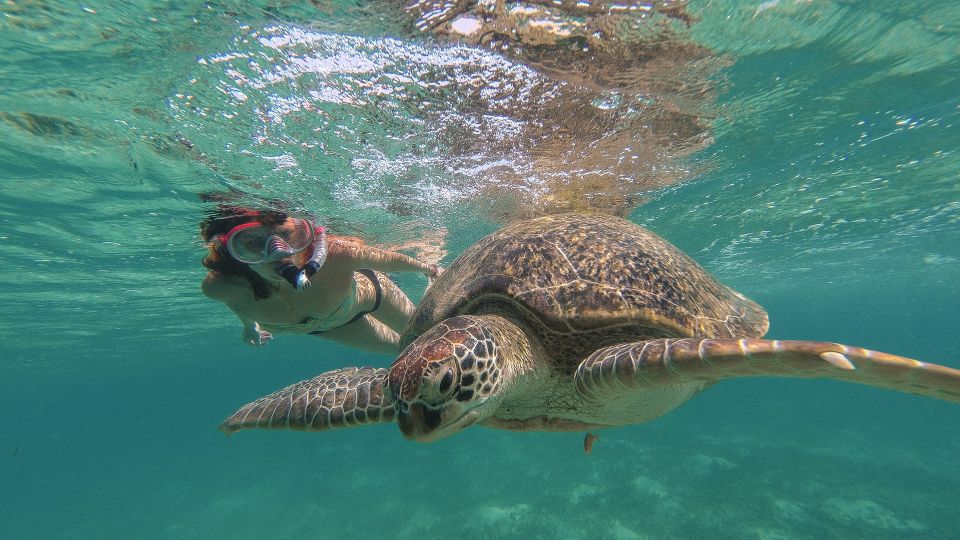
221, 214, 960, 445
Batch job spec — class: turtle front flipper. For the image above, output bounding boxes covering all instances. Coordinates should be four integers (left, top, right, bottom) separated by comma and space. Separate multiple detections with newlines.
575, 339, 960, 404
220, 367, 394, 435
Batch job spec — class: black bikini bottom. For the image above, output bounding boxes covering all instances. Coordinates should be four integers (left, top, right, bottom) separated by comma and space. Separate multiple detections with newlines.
309, 268, 382, 334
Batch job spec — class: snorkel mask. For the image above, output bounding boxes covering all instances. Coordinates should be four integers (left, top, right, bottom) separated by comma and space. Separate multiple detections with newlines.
221, 218, 328, 291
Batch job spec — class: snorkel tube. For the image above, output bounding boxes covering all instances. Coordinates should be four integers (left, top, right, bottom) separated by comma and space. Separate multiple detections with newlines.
275, 226, 327, 291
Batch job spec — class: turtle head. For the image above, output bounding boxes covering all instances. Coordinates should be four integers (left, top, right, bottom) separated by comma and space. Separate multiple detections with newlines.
387, 315, 507, 442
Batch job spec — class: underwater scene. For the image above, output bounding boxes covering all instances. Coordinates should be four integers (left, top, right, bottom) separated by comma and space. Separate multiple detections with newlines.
1, 0, 958, 538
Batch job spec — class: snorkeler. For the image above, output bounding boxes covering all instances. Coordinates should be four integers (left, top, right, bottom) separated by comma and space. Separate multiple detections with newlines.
200, 208, 441, 354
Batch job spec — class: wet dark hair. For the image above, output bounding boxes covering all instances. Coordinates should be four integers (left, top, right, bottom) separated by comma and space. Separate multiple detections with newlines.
199, 196, 291, 300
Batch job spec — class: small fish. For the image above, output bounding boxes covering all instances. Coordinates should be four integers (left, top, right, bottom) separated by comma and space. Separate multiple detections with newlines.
11, 446, 18, 456
583, 432, 599, 454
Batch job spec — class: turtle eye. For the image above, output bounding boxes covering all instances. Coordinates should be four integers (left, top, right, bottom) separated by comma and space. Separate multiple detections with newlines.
439, 369, 454, 394
422, 364, 457, 404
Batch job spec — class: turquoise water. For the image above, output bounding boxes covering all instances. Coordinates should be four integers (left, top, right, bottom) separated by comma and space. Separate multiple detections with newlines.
2, 1, 959, 538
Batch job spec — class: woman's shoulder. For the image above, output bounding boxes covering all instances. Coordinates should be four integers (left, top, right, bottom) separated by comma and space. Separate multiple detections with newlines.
326, 236, 367, 262
327, 235, 363, 250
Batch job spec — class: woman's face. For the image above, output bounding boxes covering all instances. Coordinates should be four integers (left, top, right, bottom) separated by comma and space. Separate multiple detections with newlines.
220, 217, 316, 284
225, 217, 313, 260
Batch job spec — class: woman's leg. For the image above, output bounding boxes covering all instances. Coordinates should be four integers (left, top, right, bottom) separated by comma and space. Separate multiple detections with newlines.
370, 272, 415, 332
319, 316, 400, 355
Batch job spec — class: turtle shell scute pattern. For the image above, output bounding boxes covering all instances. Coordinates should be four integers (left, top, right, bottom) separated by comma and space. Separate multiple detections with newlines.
407, 213, 769, 349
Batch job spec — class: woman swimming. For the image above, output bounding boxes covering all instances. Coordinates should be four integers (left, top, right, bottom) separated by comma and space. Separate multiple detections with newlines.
200, 207, 441, 354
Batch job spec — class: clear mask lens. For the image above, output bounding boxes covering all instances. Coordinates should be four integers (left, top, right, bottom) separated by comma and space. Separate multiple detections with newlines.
224, 218, 315, 264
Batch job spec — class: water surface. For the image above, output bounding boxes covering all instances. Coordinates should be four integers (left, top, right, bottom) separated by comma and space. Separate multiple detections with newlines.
1, 1, 958, 538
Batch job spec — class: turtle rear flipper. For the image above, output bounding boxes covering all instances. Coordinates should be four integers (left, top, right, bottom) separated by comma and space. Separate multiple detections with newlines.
575, 338, 960, 404
220, 367, 395, 434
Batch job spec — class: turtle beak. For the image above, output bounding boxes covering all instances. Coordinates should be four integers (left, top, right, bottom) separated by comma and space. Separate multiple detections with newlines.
396, 402, 443, 442
396, 401, 482, 443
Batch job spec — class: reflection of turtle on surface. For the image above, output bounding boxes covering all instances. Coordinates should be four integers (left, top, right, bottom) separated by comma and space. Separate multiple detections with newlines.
402, 0, 717, 220
222, 214, 960, 447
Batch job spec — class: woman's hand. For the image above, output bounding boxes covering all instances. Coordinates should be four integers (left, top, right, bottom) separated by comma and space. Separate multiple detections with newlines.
242, 321, 273, 346
423, 263, 442, 279
424, 263, 443, 286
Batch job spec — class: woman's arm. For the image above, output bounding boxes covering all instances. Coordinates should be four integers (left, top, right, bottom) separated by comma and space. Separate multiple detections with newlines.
202, 273, 273, 346
328, 239, 440, 278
